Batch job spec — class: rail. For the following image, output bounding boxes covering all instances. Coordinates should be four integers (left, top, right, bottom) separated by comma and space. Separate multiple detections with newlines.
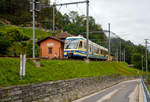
141, 76, 150, 102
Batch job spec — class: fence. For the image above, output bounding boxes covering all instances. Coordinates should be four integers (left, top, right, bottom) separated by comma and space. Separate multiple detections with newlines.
141, 76, 150, 102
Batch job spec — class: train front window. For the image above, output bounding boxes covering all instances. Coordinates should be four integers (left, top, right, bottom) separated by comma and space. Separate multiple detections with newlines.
65, 39, 79, 49
79, 41, 82, 49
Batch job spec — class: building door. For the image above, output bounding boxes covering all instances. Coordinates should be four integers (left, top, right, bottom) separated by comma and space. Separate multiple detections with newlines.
48, 47, 53, 58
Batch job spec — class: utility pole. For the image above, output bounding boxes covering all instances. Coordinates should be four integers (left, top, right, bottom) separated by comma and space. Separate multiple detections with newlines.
145, 39, 149, 79
86, 0, 89, 59
108, 23, 111, 61
142, 55, 144, 74
32, 0, 35, 58
116, 48, 118, 62
53, 2, 56, 34
117, 48, 119, 62
30, 0, 40, 58
124, 48, 125, 62
48, 1, 50, 30
120, 41, 121, 62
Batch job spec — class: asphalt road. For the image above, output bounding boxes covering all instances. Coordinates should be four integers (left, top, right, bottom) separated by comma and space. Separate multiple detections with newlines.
73, 80, 142, 102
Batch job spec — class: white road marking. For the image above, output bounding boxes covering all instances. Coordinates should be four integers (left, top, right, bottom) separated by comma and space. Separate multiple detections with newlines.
73, 79, 140, 102
96, 88, 119, 102
96, 85, 127, 102
128, 84, 138, 102
139, 83, 144, 102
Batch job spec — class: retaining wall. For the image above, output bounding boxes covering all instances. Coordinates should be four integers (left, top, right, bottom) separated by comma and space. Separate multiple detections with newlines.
0, 75, 137, 102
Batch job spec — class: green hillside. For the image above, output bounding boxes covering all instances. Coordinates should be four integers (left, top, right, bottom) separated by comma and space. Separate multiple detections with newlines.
0, 25, 52, 40
0, 57, 141, 87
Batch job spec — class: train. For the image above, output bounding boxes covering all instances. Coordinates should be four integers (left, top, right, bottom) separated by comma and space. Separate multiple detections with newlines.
64, 36, 110, 60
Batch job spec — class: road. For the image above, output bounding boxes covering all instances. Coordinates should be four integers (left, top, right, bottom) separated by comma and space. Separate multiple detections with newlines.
73, 80, 144, 102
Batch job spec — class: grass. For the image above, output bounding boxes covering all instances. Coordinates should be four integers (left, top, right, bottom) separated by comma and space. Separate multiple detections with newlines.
145, 75, 150, 92
0, 25, 52, 40
147, 85, 150, 92
0, 57, 142, 87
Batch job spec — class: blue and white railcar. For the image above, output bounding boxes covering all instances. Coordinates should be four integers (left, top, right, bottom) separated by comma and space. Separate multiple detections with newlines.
64, 36, 108, 60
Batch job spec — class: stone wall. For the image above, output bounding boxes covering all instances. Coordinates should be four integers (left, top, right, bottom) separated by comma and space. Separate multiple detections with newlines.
0, 75, 137, 102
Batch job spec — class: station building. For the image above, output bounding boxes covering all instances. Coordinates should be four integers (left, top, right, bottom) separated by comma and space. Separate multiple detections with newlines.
38, 32, 72, 59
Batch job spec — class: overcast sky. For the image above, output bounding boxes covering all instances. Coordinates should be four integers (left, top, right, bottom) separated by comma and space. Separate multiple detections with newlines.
51, 0, 150, 45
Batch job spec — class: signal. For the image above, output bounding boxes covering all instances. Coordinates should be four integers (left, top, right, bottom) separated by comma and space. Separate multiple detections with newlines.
30, 0, 41, 12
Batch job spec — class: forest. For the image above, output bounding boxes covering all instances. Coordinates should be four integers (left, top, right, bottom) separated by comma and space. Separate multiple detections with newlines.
0, 0, 149, 70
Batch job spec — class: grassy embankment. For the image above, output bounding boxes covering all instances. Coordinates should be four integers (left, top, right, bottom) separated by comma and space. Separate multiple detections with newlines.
0, 25, 52, 40
0, 57, 142, 87
146, 78, 150, 92
147, 85, 150, 91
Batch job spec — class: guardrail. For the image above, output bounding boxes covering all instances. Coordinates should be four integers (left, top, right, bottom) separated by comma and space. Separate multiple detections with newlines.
141, 77, 150, 102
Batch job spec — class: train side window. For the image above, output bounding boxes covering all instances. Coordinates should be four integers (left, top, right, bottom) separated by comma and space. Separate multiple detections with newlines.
93, 46, 95, 53
101, 50, 103, 54
83, 42, 86, 48
96, 48, 99, 54
88, 45, 91, 52
99, 49, 101, 54
79, 41, 83, 49
90, 45, 92, 52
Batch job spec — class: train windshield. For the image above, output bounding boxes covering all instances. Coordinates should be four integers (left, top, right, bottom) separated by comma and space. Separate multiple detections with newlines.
65, 39, 79, 49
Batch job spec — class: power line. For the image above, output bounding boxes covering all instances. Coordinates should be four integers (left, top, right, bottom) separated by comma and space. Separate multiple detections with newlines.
52, 1, 88, 6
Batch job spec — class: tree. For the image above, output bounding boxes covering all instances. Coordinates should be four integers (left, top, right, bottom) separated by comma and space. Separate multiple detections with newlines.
6, 27, 25, 42
26, 40, 40, 57
0, 0, 31, 25
0, 32, 11, 55
58, 11, 107, 46
4, 27, 30, 56
131, 53, 142, 69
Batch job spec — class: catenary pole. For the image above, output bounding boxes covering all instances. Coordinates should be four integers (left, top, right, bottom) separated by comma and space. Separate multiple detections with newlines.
142, 55, 144, 74
117, 48, 118, 62
86, 0, 89, 59
124, 48, 125, 62
108, 23, 111, 61
120, 41, 121, 62
145, 39, 148, 79
53, 2, 55, 34
32, 0, 35, 58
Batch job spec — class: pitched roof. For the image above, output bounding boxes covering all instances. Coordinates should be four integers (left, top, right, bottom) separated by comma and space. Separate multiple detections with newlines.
37, 31, 73, 45
53, 32, 73, 39
37, 36, 64, 45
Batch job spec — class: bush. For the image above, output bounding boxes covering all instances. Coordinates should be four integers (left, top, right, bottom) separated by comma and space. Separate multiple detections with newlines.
26, 40, 40, 57
131, 53, 141, 69
0, 33, 11, 55
5, 27, 30, 42
0, 20, 4, 26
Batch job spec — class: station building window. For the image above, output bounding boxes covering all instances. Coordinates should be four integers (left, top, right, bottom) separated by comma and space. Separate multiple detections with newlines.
49, 47, 52, 54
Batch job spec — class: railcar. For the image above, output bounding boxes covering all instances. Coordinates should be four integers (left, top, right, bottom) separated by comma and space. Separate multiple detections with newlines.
64, 36, 109, 60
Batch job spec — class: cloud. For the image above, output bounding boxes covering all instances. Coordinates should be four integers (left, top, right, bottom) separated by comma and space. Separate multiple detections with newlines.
51, 0, 150, 45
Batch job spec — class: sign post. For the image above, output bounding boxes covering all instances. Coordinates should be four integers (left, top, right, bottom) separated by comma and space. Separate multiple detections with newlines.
20, 54, 26, 80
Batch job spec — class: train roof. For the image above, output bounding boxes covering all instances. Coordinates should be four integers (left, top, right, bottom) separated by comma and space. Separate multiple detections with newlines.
66, 36, 84, 40
66, 36, 108, 51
